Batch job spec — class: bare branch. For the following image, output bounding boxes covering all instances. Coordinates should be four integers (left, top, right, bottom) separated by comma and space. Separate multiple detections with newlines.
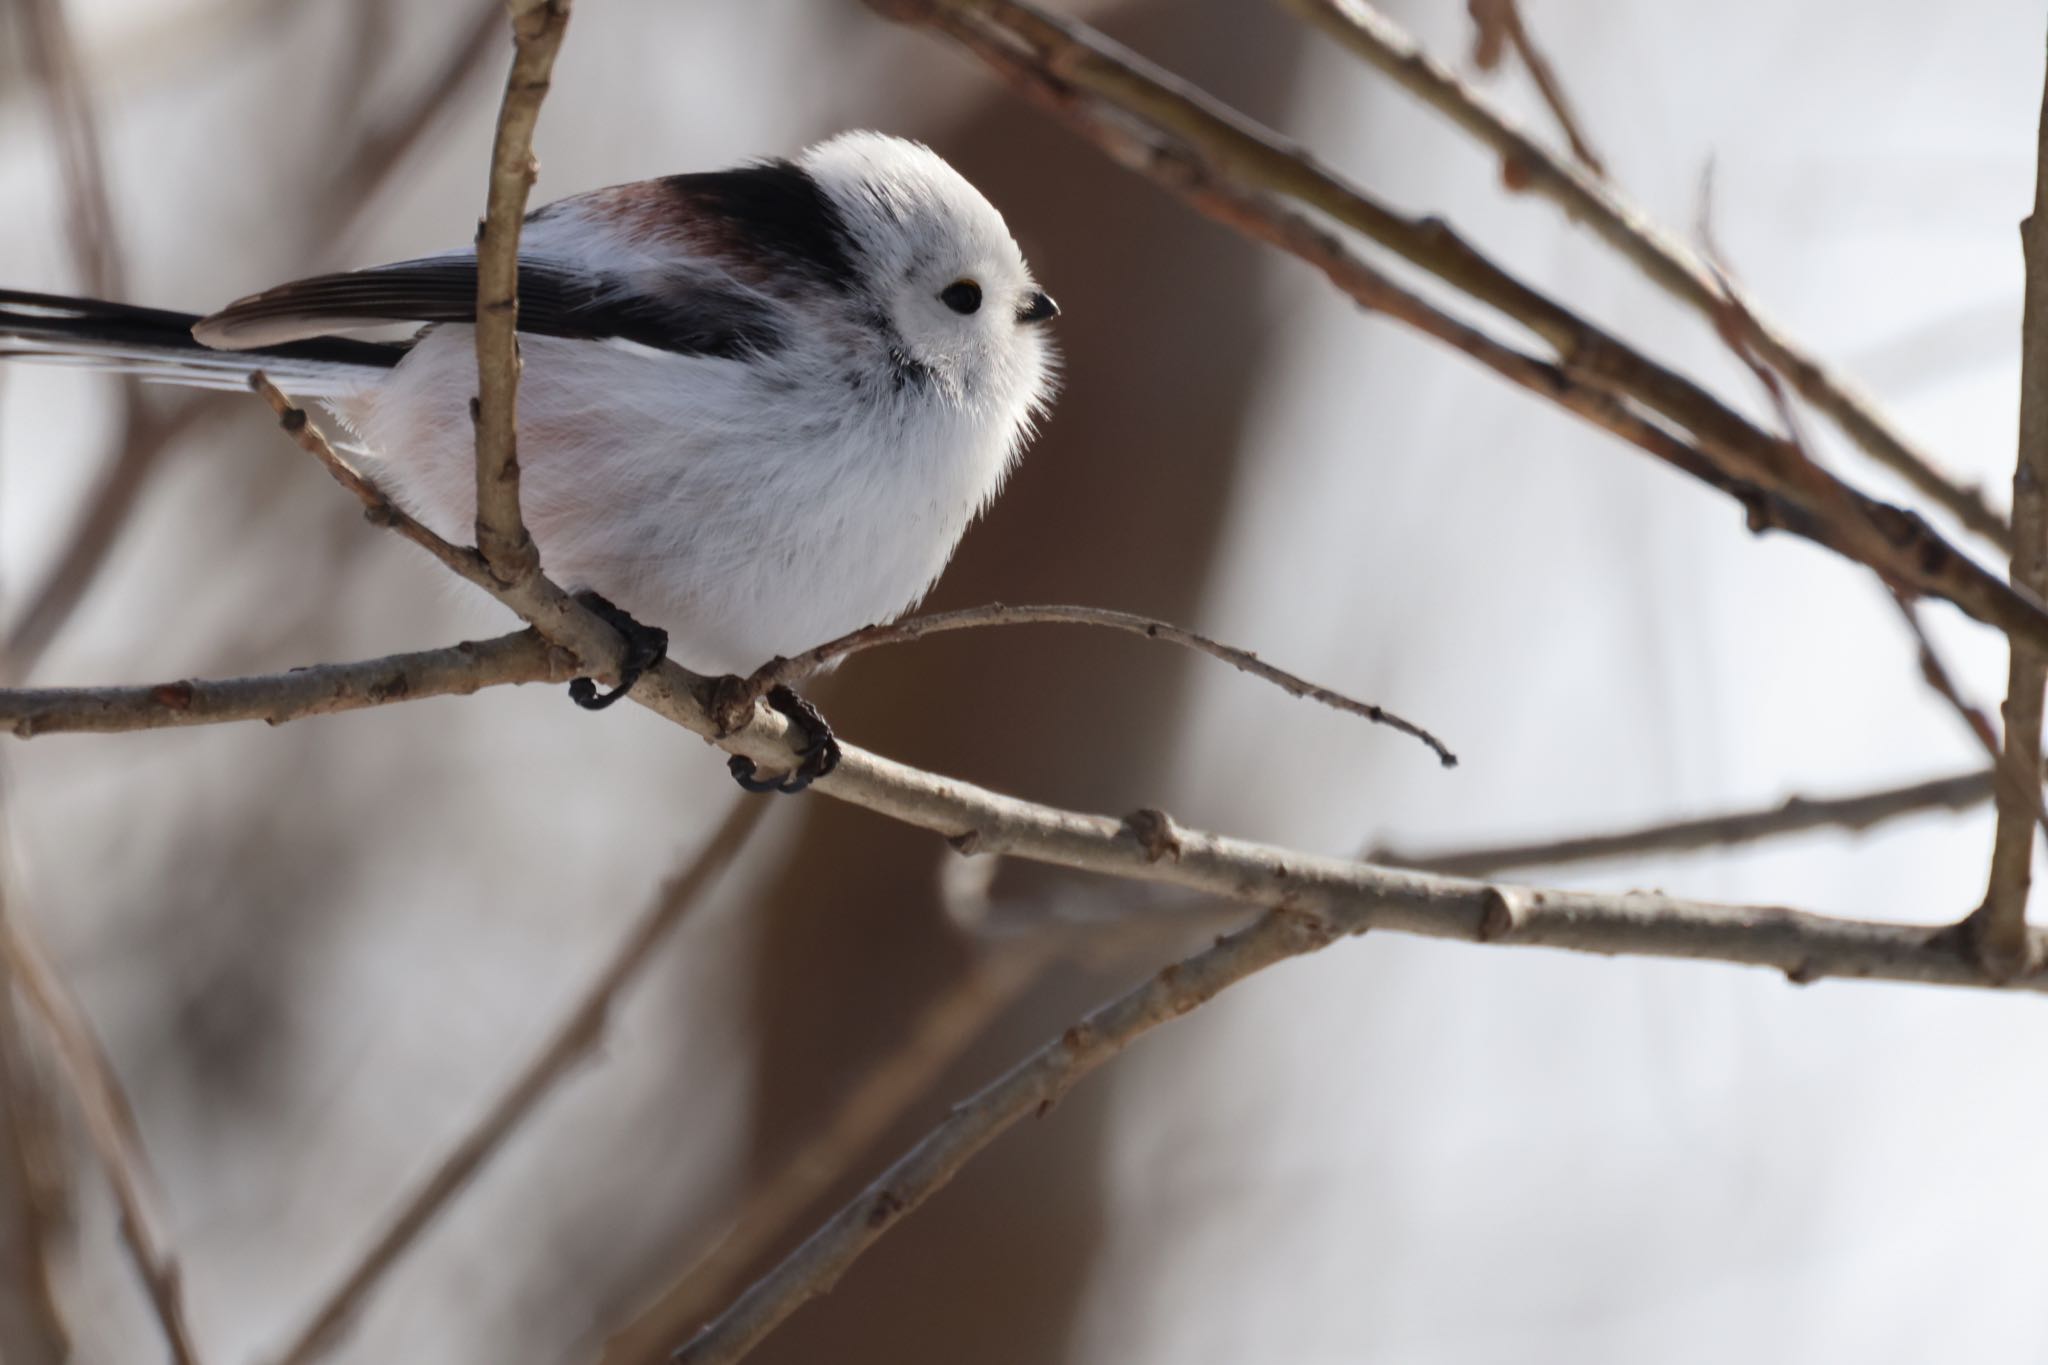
0, 898, 203, 1365
1373, 769, 1995, 878
660, 906, 1372, 1362
867, 0, 2048, 655
1278, 0, 2008, 550
0, 630, 574, 737
745, 603, 1457, 767
1462, 0, 1606, 176
471, 0, 569, 584
598, 943, 1048, 1365
249, 374, 654, 701
1972, 38, 2048, 976
206, 384, 2048, 1001
1893, 591, 2004, 759
271, 797, 770, 1365
6, 0, 510, 681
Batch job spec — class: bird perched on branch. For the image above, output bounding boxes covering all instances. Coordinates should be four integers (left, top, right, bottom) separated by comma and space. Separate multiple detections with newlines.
0, 131, 1061, 792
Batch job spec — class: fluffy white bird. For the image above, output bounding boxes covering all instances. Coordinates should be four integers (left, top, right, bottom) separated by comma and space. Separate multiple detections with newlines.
0, 131, 1060, 790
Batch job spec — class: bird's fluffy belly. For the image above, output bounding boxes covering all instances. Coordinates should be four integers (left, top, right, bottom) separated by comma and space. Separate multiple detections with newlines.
350, 330, 1010, 675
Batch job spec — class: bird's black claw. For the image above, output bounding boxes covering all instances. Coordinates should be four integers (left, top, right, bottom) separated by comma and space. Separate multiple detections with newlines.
727, 684, 841, 795
568, 591, 668, 711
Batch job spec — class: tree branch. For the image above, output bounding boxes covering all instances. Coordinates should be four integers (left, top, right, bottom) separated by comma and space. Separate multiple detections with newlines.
1974, 31, 2048, 976
1372, 768, 1995, 877
598, 942, 1048, 1365
865, 0, 2048, 656
742, 603, 1456, 767
166, 385, 2048, 1001
471, 0, 569, 584
0, 630, 574, 737
1279, 0, 2008, 551
0, 896, 203, 1365
1462, 0, 1605, 177
668, 908, 1335, 1365
271, 796, 769, 1365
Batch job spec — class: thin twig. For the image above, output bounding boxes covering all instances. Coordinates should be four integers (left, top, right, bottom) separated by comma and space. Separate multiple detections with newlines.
1690, 211, 2048, 950
249, 374, 647, 693
270, 797, 770, 1365
1972, 36, 2048, 976
0, 899, 203, 1365
1462, 0, 1605, 176
661, 906, 1347, 1364
1892, 592, 2007, 767
597, 943, 1049, 1365
868, 0, 2048, 654
471, 0, 568, 584
0, 630, 575, 737
1277, 0, 2008, 549
746, 603, 1457, 767
251, 376, 502, 590
1883, 591, 2048, 876
6, 0, 509, 680
1372, 769, 1995, 878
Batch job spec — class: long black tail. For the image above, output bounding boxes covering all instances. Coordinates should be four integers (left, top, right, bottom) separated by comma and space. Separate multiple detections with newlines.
0, 288, 407, 396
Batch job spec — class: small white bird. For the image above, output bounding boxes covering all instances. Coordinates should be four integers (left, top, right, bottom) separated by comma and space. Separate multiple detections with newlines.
0, 131, 1060, 790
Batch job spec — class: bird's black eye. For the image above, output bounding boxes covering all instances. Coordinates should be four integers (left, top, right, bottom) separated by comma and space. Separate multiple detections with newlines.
939, 280, 982, 315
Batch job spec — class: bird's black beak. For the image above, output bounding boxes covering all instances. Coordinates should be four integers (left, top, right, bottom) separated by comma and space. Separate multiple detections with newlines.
1016, 290, 1059, 325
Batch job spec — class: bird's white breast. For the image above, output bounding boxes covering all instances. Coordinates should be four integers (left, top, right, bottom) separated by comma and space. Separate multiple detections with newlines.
344, 324, 1031, 675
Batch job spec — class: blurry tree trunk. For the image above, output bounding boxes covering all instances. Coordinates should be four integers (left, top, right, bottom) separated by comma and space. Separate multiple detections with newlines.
722, 4, 1307, 1362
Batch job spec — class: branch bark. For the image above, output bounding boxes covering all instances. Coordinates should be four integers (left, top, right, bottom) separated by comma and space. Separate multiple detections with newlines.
598, 943, 1048, 1365
867, 0, 2048, 654
1974, 28, 2048, 976
1373, 769, 1995, 877
1463, 0, 1605, 176
0, 630, 574, 737
1278, 0, 2007, 549
668, 908, 1336, 1365
471, 0, 569, 584
741, 602, 1456, 767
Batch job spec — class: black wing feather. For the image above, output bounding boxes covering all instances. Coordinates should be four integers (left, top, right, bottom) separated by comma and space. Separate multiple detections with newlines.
194, 257, 786, 361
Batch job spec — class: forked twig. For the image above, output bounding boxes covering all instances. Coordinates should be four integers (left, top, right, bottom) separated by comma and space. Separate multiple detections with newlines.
746, 604, 1458, 767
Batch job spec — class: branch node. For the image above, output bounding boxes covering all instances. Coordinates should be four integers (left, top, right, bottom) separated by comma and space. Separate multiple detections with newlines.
149, 682, 193, 712
1121, 807, 1183, 862
863, 1189, 907, 1229
1478, 886, 1528, 942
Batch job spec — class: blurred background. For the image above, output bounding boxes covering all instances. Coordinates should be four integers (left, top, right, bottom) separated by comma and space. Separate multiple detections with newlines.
3, 1, 2046, 1362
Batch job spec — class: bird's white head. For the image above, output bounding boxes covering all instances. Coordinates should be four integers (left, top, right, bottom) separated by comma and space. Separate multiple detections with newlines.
799, 132, 1058, 419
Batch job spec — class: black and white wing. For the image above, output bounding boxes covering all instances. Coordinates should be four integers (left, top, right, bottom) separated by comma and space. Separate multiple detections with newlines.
194, 160, 864, 363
